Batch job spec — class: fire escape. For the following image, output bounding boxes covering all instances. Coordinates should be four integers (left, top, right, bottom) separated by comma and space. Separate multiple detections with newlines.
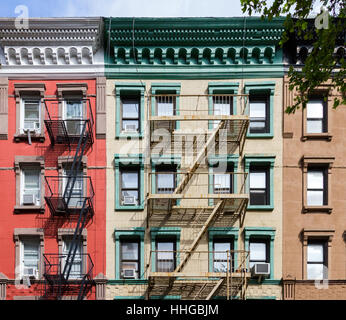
42, 98, 95, 300
147, 94, 250, 300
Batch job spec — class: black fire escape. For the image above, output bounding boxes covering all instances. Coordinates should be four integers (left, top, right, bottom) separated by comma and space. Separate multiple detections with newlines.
42, 98, 95, 300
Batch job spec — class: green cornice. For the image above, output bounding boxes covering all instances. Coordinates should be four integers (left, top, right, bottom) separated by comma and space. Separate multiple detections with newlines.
104, 17, 285, 78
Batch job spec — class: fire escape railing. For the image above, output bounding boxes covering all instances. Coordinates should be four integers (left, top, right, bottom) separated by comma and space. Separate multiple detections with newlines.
42, 98, 95, 300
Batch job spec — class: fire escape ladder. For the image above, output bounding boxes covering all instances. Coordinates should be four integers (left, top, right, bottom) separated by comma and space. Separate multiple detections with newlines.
206, 278, 225, 300
173, 120, 226, 195
174, 200, 225, 273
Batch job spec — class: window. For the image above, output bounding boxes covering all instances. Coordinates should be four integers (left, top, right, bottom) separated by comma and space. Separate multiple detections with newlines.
212, 95, 233, 128
306, 99, 326, 134
307, 241, 327, 280
213, 163, 233, 194
249, 166, 269, 206
213, 238, 234, 272
156, 95, 176, 116
20, 237, 40, 279
156, 165, 176, 194
63, 99, 83, 135
62, 237, 83, 279
21, 98, 41, 134
21, 166, 41, 206
249, 239, 270, 269
63, 164, 84, 208
120, 168, 139, 206
307, 168, 327, 206
120, 240, 140, 279
249, 95, 269, 134
156, 239, 176, 272
121, 95, 140, 133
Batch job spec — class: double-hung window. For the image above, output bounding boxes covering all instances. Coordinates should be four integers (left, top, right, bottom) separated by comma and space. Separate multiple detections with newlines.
120, 240, 140, 279
249, 166, 269, 206
213, 164, 233, 194
120, 169, 140, 206
21, 98, 41, 134
306, 99, 327, 134
213, 239, 234, 272
307, 168, 327, 206
156, 95, 176, 117
156, 239, 176, 272
21, 237, 40, 279
63, 164, 84, 208
21, 166, 41, 206
62, 237, 83, 279
212, 95, 233, 129
249, 95, 269, 134
156, 166, 176, 194
249, 239, 269, 269
121, 95, 140, 133
63, 99, 83, 135
307, 241, 327, 280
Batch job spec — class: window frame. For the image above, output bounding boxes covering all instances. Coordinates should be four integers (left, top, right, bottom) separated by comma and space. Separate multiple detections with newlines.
249, 238, 270, 269
20, 236, 41, 280
120, 167, 140, 206
307, 167, 328, 206
249, 165, 270, 206
306, 240, 328, 280
120, 239, 140, 280
244, 82, 275, 138
306, 98, 327, 134
212, 237, 235, 272
249, 94, 270, 135
120, 94, 141, 133
155, 238, 177, 273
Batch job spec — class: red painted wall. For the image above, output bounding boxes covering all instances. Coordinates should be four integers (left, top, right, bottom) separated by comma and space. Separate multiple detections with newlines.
0, 79, 106, 300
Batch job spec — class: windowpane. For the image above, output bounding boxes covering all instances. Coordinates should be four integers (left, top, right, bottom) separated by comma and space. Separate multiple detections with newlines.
157, 173, 174, 191
65, 100, 83, 119
157, 242, 174, 260
307, 101, 323, 118
214, 261, 228, 272
214, 242, 231, 260
307, 190, 324, 206
214, 174, 231, 192
307, 244, 324, 262
250, 102, 266, 118
250, 171, 266, 189
307, 264, 324, 280
122, 99, 139, 118
250, 242, 266, 261
307, 120, 323, 133
122, 120, 139, 131
250, 190, 267, 205
24, 169, 40, 189
157, 97, 174, 116
121, 172, 138, 189
122, 190, 139, 201
24, 103, 39, 119
307, 171, 324, 189
249, 121, 266, 131
23, 241, 39, 268
121, 242, 139, 260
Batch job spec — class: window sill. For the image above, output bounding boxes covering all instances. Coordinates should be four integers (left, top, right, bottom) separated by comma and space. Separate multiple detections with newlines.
302, 206, 332, 214
247, 133, 273, 139
110, 279, 148, 285
14, 205, 45, 214
302, 133, 332, 141
247, 205, 274, 211
14, 133, 45, 143
115, 205, 144, 211
116, 132, 143, 139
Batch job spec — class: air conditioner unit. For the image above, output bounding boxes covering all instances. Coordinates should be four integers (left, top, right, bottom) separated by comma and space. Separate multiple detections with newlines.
23, 267, 38, 279
23, 193, 36, 205
124, 124, 138, 132
122, 196, 137, 205
122, 268, 137, 279
24, 122, 40, 131
251, 263, 270, 277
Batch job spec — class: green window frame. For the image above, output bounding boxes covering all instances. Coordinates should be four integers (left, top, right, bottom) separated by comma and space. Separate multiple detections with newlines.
208, 82, 239, 130
151, 83, 181, 129
115, 82, 145, 138
208, 227, 239, 272
114, 228, 145, 281
244, 227, 276, 280
244, 82, 275, 138
244, 155, 275, 210
150, 227, 181, 273
114, 154, 145, 210
208, 154, 239, 206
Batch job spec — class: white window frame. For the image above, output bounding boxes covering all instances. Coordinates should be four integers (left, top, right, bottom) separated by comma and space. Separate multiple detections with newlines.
62, 238, 83, 280
20, 98, 41, 135
307, 169, 325, 206
63, 99, 84, 135
20, 237, 40, 280
306, 99, 326, 134
20, 166, 41, 206
62, 165, 84, 208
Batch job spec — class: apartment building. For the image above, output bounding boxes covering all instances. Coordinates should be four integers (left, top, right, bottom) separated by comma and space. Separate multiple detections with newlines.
282, 22, 346, 300
0, 18, 107, 300
104, 17, 285, 300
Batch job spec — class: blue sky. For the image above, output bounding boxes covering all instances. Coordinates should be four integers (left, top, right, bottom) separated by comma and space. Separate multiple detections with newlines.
0, 0, 246, 18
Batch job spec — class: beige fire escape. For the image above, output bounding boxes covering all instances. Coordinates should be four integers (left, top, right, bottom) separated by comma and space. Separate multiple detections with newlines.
146, 93, 250, 300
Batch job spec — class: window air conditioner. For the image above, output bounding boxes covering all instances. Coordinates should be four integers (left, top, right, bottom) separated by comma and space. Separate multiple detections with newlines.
251, 263, 270, 277
23, 267, 38, 279
124, 124, 138, 132
122, 196, 137, 205
122, 268, 137, 279
23, 193, 36, 205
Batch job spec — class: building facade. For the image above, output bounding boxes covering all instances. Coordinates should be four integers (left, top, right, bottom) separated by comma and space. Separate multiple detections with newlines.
104, 17, 285, 300
282, 24, 346, 300
0, 18, 107, 300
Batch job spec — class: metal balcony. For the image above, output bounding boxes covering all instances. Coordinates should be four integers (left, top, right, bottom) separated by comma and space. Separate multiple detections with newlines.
148, 250, 250, 300
43, 98, 94, 148
44, 175, 95, 216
